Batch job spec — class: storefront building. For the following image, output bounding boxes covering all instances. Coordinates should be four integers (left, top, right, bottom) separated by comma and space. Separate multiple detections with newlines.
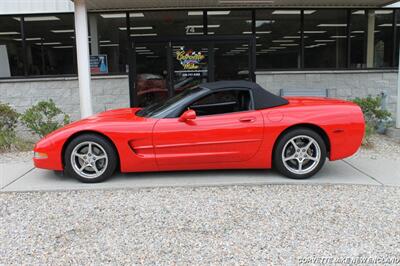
0, 0, 399, 124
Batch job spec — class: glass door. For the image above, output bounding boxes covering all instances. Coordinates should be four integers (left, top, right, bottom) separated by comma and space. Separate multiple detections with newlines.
134, 43, 168, 107
131, 36, 254, 107
214, 40, 251, 81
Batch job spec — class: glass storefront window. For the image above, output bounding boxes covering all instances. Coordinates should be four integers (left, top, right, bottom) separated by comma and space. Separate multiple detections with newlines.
0, 16, 24, 77
304, 10, 348, 69
256, 9, 301, 69
130, 11, 203, 37
215, 40, 250, 80
134, 43, 168, 107
207, 10, 251, 35
23, 14, 76, 75
92, 13, 128, 74
350, 10, 367, 68
374, 10, 394, 67
1, 8, 399, 80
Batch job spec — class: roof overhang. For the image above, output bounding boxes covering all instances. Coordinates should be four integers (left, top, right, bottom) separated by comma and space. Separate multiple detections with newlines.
72, 0, 398, 11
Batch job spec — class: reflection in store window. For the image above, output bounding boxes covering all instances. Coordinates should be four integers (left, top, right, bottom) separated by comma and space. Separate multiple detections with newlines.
135, 43, 168, 107
374, 10, 394, 67
256, 9, 301, 69
207, 10, 251, 35
0, 16, 24, 77
130, 11, 203, 37
350, 10, 367, 68
23, 14, 76, 75
130, 11, 205, 106
93, 13, 128, 74
215, 41, 249, 80
304, 10, 348, 69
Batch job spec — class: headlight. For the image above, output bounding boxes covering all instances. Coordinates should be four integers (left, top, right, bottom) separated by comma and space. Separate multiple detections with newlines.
34, 152, 48, 159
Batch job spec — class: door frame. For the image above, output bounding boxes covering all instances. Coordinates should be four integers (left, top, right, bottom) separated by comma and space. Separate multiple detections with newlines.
128, 35, 256, 107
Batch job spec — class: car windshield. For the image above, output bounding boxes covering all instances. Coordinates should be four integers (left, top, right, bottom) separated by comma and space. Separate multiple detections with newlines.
136, 86, 206, 118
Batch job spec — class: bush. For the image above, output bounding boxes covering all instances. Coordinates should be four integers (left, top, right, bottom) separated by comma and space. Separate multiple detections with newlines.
352, 96, 392, 146
0, 102, 19, 131
352, 96, 392, 127
0, 103, 19, 151
20, 99, 70, 138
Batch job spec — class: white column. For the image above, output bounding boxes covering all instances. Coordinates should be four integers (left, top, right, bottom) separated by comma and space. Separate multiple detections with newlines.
89, 14, 99, 56
74, 0, 93, 118
397, 42, 400, 128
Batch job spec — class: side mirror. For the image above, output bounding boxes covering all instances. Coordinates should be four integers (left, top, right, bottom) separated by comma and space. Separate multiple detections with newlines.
179, 109, 196, 122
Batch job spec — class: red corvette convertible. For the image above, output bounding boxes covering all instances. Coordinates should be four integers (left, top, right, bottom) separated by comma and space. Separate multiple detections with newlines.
33, 81, 365, 183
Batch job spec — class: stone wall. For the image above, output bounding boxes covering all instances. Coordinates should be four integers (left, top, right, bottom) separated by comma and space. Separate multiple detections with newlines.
256, 70, 398, 119
0, 75, 129, 121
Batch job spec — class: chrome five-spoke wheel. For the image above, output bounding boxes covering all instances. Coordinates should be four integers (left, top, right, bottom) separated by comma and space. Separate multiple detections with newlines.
282, 135, 321, 175
71, 141, 108, 179
274, 128, 327, 179
65, 134, 117, 183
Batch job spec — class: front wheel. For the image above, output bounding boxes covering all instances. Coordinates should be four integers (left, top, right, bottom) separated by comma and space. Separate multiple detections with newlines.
64, 134, 117, 183
274, 128, 327, 179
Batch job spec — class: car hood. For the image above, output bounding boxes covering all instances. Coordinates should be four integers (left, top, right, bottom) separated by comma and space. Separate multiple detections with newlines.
41, 108, 149, 140
88, 108, 142, 120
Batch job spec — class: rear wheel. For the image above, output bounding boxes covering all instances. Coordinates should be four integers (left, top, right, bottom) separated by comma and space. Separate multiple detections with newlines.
64, 134, 117, 183
274, 128, 326, 179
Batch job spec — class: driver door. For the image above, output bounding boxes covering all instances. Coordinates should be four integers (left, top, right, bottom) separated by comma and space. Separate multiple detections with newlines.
152, 89, 264, 168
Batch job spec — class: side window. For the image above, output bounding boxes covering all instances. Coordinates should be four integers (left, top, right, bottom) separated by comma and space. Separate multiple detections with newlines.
189, 89, 251, 116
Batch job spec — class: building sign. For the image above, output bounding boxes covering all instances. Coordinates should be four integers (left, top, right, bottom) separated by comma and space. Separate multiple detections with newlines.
175, 47, 206, 77
90, 54, 108, 74
176, 47, 205, 70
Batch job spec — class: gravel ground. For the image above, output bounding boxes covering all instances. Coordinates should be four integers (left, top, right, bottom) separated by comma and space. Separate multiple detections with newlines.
354, 134, 400, 161
1, 185, 399, 265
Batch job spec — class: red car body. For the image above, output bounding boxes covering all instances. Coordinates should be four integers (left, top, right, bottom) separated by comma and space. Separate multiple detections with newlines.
33, 97, 365, 173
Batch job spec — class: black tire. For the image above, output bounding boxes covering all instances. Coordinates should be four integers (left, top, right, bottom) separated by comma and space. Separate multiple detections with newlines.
64, 134, 117, 183
273, 128, 327, 179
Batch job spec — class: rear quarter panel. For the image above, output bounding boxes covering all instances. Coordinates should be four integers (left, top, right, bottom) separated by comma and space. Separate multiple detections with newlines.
260, 99, 364, 167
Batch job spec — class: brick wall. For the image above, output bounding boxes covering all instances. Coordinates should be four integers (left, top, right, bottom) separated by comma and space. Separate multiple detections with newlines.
0, 75, 129, 121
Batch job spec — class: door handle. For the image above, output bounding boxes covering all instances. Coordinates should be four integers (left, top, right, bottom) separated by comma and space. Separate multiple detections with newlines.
239, 117, 256, 123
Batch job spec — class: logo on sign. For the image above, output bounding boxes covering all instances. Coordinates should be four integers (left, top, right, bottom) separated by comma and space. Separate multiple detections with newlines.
175, 47, 205, 70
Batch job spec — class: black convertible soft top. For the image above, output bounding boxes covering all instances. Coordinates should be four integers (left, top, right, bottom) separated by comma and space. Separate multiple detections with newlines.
200, 80, 289, 110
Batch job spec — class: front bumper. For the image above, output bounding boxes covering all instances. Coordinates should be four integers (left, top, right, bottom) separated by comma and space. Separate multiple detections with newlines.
33, 142, 64, 171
